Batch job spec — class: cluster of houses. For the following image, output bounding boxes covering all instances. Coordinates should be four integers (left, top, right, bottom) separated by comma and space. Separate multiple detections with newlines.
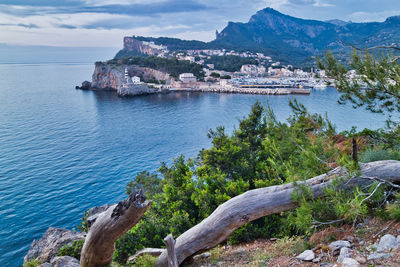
170, 49, 272, 67
123, 39, 329, 91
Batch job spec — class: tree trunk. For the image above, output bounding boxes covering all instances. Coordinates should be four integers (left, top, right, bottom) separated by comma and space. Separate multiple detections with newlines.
80, 190, 151, 267
156, 160, 400, 266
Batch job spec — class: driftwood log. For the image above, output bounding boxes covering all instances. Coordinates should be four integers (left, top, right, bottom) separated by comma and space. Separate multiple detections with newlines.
156, 160, 400, 266
80, 190, 151, 267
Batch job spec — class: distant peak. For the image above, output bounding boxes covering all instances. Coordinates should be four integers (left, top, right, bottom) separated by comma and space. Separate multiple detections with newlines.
258, 7, 281, 15
386, 15, 400, 23
325, 19, 350, 26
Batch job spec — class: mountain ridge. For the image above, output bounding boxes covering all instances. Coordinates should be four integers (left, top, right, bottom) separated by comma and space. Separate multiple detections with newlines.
116, 7, 400, 66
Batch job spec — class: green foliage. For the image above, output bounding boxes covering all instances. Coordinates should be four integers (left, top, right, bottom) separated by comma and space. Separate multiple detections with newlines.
58, 239, 84, 260
210, 72, 220, 78
289, 180, 387, 235
76, 211, 89, 232
126, 171, 162, 198
318, 49, 400, 114
205, 55, 258, 72
360, 147, 400, 163
102, 56, 205, 80
134, 254, 158, 267
113, 101, 344, 264
23, 259, 40, 267
221, 75, 232, 79
386, 193, 400, 220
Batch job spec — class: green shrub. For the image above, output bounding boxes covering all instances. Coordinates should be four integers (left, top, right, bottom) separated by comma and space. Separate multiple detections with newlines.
58, 239, 84, 260
289, 180, 387, 235
360, 148, 400, 163
23, 259, 40, 267
386, 193, 400, 220
134, 254, 158, 267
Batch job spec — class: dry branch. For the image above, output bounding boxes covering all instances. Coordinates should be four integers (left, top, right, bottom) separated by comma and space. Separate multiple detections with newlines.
80, 190, 151, 267
156, 160, 400, 266
164, 235, 178, 267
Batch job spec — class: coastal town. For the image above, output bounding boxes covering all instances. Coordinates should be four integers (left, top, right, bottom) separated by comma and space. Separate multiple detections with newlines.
102, 37, 331, 97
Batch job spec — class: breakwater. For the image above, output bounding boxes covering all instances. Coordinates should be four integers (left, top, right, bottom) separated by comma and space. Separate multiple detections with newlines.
170, 86, 311, 95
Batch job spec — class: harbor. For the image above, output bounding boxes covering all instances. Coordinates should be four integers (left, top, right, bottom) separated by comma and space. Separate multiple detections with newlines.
168, 86, 311, 95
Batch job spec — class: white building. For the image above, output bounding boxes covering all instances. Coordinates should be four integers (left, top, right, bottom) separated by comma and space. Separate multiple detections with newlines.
132, 76, 141, 84
240, 64, 266, 75
179, 73, 197, 83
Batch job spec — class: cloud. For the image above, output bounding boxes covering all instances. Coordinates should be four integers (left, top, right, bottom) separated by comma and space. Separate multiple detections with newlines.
348, 10, 400, 22
0, 0, 209, 17
288, 0, 316, 5
0, 23, 39, 29
287, 0, 333, 7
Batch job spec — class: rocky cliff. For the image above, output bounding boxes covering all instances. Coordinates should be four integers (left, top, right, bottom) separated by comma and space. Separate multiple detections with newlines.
122, 37, 163, 56
90, 63, 171, 90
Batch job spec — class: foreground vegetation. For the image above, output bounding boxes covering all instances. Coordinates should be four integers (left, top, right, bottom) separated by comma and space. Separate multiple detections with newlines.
61, 99, 399, 266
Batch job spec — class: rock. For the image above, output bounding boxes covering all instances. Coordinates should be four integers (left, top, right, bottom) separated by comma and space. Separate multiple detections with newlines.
90, 64, 170, 91
355, 255, 366, 264
344, 236, 354, 243
376, 234, 399, 252
341, 257, 359, 267
367, 253, 391, 260
76, 81, 91, 90
117, 83, 157, 97
329, 240, 351, 252
38, 263, 52, 267
236, 248, 247, 255
296, 250, 315, 261
193, 252, 211, 260
50, 256, 79, 267
337, 247, 352, 263
312, 255, 321, 263
24, 228, 86, 263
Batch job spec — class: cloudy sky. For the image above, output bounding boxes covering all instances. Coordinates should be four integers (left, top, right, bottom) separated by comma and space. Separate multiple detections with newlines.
0, 0, 399, 48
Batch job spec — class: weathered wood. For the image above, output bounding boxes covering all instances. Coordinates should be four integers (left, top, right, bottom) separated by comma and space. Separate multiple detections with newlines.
156, 160, 400, 266
80, 190, 151, 267
164, 234, 178, 267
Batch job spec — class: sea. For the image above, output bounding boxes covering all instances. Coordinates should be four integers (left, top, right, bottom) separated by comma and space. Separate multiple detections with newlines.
0, 46, 390, 266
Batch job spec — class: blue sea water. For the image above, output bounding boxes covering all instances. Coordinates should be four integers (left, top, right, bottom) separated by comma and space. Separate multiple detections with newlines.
0, 63, 389, 266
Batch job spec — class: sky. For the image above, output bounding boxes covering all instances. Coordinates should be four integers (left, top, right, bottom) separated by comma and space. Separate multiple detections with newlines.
0, 0, 399, 48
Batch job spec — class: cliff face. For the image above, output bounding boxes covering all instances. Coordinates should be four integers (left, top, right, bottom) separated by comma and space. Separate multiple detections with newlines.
91, 64, 125, 90
123, 37, 163, 55
90, 63, 171, 90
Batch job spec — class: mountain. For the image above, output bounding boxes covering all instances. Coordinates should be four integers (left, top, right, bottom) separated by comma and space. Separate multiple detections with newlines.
213, 7, 400, 64
116, 8, 400, 66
